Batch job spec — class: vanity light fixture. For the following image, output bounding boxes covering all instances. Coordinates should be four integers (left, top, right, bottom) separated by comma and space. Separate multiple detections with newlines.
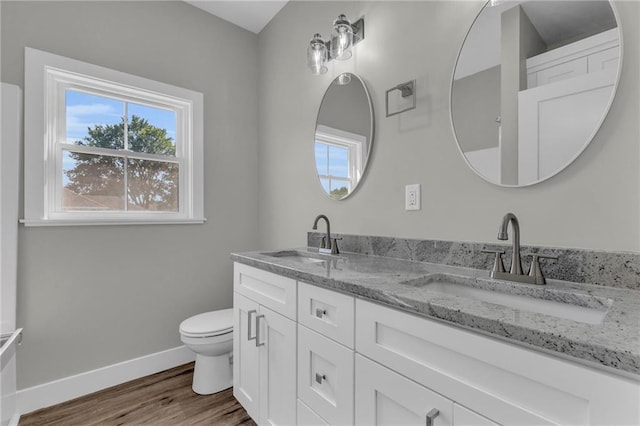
307, 14, 365, 75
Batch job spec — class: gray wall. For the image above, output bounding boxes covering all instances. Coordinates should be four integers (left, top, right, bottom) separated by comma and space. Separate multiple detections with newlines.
257, 0, 639, 253
1, 1, 259, 389
317, 77, 371, 144
451, 65, 500, 152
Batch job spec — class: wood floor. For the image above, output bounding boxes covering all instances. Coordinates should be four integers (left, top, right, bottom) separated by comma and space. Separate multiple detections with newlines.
19, 362, 256, 426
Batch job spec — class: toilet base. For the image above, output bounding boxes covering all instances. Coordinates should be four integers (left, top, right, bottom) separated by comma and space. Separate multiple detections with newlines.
192, 352, 233, 395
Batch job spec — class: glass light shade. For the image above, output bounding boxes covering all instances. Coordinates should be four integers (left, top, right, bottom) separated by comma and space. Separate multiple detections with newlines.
307, 33, 328, 75
330, 14, 353, 60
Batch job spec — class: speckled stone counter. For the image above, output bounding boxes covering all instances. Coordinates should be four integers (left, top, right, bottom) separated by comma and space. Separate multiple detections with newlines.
231, 248, 640, 378
308, 233, 640, 290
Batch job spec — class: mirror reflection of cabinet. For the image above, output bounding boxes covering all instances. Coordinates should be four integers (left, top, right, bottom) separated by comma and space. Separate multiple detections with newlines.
315, 73, 374, 200
451, 0, 621, 187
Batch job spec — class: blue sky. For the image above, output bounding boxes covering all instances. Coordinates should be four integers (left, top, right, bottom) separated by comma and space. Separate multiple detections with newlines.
65, 90, 176, 144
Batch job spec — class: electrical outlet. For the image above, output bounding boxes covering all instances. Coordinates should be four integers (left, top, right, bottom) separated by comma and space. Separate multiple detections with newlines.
405, 184, 421, 211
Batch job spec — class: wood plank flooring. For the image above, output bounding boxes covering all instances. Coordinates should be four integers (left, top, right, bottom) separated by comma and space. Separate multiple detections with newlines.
19, 362, 256, 426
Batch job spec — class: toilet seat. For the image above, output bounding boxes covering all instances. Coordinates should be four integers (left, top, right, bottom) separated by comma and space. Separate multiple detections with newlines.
180, 309, 233, 338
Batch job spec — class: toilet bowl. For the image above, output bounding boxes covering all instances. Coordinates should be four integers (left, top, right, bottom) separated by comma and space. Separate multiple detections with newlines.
179, 309, 233, 395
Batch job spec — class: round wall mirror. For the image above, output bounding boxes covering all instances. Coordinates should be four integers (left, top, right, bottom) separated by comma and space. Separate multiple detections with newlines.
315, 73, 374, 200
451, 0, 621, 187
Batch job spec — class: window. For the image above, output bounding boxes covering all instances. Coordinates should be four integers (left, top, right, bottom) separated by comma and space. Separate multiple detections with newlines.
315, 125, 365, 200
24, 47, 204, 225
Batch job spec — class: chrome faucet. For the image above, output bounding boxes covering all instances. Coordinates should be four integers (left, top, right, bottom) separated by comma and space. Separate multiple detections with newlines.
312, 214, 339, 255
483, 213, 557, 285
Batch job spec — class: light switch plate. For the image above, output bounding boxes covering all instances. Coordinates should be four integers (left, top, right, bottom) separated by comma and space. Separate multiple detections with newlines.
405, 184, 421, 211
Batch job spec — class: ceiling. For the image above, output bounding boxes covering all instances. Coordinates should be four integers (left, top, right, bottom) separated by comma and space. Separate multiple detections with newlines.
184, 0, 289, 34
520, 1, 616, 48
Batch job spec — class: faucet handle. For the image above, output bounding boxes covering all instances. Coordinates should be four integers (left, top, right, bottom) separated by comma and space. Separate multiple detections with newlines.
320, 236, 327, 249
481, 249, 506, 274
527, 254, 558, 285
330, 238, 340, 255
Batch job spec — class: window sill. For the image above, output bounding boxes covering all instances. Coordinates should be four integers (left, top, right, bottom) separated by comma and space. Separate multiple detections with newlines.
20, 217, 207, 227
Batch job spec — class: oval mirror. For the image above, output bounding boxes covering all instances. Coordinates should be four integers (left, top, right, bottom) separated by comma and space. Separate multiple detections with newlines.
315, 73, 374, 200
451, 0, 621, 187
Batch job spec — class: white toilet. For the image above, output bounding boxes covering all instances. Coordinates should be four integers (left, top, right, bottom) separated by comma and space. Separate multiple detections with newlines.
179, 308, 233, 395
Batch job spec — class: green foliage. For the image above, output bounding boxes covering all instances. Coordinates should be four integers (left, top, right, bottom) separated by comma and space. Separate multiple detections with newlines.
330, 186, 349, 199
65, 116, 178, 210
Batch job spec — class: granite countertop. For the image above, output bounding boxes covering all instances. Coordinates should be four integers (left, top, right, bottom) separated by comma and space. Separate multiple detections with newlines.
231, 248, 640, 378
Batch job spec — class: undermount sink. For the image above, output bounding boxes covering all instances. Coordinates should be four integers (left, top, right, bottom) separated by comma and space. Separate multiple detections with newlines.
403, 274, 610, 325
261, 250, 329, 264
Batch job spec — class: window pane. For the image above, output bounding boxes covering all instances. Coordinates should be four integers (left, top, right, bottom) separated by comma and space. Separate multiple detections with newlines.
128, 103, 176, 156
319, 178, 330, 194
328, 145, 349, 177
315, 142, 328, 174
65, 90, 124, 149
62, 151, 125, 211
127, 159, 179, 212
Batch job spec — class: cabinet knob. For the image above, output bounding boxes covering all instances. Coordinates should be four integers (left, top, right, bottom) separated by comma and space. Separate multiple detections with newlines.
315, 373, 326, 384
315, 308, 327, 318
426, 408, 439, 426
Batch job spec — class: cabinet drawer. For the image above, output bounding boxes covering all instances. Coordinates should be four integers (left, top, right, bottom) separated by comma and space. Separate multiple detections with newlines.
298, 325, 354, 425
453, 404, 498, 426
298, 281, 354, 348
297, 399, 329, 426
355, 354, 452, 426
234, 262, 296, 320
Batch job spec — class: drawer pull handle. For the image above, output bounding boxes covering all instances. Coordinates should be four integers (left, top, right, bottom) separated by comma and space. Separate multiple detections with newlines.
315, 308, 327, 318
255, 314, 265, 347
426, 408, 439, 426
247, 310, 257, 341
315, 373, 326, 384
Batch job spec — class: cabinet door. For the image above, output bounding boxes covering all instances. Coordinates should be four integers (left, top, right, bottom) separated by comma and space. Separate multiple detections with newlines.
355, 354, 453, 426
258, 305, 297, 426
233, 292, 260, 422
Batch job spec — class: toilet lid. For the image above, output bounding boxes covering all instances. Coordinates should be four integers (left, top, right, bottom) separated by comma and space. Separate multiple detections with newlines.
180, 309, 233, 337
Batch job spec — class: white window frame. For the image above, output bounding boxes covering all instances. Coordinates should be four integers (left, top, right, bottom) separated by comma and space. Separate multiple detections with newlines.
24, 47, 205, 226
315, 124, 365, 193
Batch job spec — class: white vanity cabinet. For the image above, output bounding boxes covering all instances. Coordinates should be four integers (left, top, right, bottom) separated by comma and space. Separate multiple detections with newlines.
356, 298, 639, 426
233, 263, 297, 425
232, 263, 639, 426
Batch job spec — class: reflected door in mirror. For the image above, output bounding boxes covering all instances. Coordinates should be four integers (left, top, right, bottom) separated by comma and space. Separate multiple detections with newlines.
451, 0, 621, 187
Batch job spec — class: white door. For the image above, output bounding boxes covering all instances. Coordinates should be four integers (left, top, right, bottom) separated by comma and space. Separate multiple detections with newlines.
355, 354, 453, 426
258, 305, 296, 426
233, 292, 260, 422
518, 69, 616, 183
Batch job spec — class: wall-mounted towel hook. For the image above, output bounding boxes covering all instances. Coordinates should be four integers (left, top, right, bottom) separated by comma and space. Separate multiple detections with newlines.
385, 80, 416, 118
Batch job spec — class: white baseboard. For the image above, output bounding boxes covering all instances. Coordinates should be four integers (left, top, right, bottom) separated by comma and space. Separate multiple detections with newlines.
17, 345, 195, 415
8, 413, 20, 426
